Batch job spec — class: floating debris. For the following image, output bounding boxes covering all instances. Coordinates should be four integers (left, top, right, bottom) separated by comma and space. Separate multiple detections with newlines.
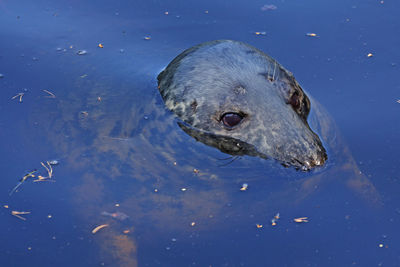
254, 31, 267, 36
41, 161, 53, 178
43, 89, 56, 98
80, 74, 88, 78
47, 159, 59, 165
240, 183, 248, 191
123, 229, 130, 234
9, 169, 37, 196
261, 4, 277, 11
98, 43, 104, 48
193, 168, 200, 174
164, 11, 169, 15
11, 210, 31, 221
293, 217, 308, 223
190, 221, 196, 227
204, 10, 209, 14
33, 161, 55, 182
271, 212, 280, 226
144, 36, 151, 40
4, 205, 9, 209
92, 224, 109, 234
306, 33, 318, 37
11, 92, 25, 103
181, 188, 187, 192
256, 224, 263, 228
101, 211, 129, 221
367, 53, 373, 58
77, 50, 87, 55
396, 99, 400, 104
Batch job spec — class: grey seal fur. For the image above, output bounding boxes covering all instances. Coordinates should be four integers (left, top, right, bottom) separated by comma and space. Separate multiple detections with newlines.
157, 40, 327, 170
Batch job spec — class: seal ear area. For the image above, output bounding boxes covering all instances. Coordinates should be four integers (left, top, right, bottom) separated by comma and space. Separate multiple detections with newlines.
285, 85, 311, 121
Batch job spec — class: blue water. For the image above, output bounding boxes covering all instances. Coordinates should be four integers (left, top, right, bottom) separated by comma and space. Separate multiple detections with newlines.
1, 0, 399, 266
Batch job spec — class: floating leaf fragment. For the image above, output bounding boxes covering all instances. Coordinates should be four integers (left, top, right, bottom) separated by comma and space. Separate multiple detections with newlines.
43, 90, 56, 98
98, 43, 104, 48
254, 31, 266, 36
12, 210, 31, 221
190, 222, 196, 227
367, 53, 373, 57
9, 169, 37, 195
92, 224, 109, 234
256, 224, 263, 228
40, 161, 53, 178
271, 212, 280, 226
306, 33, 318, 37
11, 93, 24, 103
240, 183, 248, 191
144, 36, 151, 40
294, 217, 308, 223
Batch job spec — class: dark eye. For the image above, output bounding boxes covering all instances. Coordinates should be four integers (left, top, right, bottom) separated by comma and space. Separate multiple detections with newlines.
289, 91, 301, 110
221, 113, 243, 128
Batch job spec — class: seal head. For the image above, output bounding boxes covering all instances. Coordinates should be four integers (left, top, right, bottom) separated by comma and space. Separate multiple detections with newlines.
158, 40, 327, 170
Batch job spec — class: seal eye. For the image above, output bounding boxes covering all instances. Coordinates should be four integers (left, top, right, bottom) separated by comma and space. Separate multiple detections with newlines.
221, 113, 243, 128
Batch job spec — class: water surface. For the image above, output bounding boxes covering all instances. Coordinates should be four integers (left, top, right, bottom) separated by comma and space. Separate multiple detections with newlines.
1, 0, 399, 266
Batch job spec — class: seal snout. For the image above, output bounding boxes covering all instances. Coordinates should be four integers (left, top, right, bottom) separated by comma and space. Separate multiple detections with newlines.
301, 148, 327, 171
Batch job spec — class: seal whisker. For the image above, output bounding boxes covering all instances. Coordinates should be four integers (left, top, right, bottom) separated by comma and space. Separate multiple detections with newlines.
216, 156, 236, 161
217, 156, 240, 167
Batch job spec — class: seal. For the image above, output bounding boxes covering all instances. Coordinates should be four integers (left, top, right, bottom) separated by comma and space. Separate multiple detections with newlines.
158, 40, 327, 170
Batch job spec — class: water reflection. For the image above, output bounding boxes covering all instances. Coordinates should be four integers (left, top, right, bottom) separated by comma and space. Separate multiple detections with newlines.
23, 55, 380, 265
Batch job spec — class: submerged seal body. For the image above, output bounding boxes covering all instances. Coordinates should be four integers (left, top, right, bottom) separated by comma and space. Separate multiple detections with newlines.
157, 40, 327, 170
